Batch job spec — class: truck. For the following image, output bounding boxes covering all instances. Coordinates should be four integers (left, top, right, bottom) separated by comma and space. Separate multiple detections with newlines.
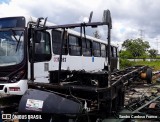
0, 10, 155, 122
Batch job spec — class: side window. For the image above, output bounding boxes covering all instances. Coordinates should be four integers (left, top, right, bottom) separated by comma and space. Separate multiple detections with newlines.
34, 31, 51, 62
101, 44, 106, 57
93, 41, 100, 57
52, 30, 68, 55
69, 35, 81, 56
82, 39, 92, 56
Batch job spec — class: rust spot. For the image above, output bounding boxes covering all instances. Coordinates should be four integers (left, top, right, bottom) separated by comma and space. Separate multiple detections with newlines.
149, 102, 157, 108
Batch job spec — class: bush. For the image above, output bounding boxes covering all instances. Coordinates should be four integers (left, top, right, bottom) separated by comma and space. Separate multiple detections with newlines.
120, 59, 133, 69
119, 50, 132, 59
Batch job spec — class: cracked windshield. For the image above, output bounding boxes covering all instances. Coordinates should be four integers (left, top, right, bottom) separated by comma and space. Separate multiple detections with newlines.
0, 30, 24, 66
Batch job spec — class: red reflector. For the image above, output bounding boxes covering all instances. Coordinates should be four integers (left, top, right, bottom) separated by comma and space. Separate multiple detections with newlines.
9, 87, 20, 91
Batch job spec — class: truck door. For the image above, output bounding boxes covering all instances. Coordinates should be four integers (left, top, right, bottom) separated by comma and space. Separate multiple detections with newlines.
30, 30, 52, 83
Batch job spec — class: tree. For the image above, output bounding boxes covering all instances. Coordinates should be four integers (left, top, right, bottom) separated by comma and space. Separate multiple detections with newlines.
122, 38, 150, 58
93, 30, 101, 39
119, 50, 132, 59
148, 49, 158, 58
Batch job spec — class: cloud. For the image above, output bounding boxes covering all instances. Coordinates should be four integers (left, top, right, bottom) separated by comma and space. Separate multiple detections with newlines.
0, 0, 29, 17
0, 0, 160, 51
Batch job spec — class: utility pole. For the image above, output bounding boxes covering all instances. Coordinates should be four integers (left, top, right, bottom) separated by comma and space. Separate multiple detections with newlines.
156, 38, 159, 54
139, 29, 144, 39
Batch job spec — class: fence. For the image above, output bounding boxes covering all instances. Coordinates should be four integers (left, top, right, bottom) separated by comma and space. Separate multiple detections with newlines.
127, 59, 160, 62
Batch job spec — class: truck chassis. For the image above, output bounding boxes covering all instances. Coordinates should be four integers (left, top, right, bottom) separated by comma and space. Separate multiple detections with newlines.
0, 65, 158, 122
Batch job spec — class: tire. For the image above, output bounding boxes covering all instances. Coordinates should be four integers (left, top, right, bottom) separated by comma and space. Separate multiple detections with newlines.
146, 68, 152, 84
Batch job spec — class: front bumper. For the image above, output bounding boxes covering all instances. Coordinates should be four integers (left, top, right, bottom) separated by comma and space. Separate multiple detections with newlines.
0, 80, 28, 95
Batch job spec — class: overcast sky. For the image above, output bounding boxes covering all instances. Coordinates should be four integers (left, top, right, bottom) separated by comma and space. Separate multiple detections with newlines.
0, 0, 160, 51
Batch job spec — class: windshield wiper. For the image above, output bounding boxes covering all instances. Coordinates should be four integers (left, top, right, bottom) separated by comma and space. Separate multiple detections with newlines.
10, 29, 23, 52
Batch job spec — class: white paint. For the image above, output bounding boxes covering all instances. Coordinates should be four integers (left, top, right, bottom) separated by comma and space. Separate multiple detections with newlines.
0, 15, 119, 95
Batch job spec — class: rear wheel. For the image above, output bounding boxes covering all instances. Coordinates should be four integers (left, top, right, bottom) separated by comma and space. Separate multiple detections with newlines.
146, 68, 152, 84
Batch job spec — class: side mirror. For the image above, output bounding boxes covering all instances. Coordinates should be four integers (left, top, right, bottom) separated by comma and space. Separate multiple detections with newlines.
103, 10, 112, 29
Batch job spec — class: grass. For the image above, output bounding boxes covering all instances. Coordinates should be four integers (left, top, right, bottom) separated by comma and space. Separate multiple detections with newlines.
132, 61, 160, 71
120, 59, 160, 71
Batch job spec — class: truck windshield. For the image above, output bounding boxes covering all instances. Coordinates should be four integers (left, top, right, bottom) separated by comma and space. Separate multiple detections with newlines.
0, 30, 24, 66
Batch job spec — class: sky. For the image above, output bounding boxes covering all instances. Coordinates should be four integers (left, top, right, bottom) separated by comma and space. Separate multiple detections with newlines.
0, 0, 160, 51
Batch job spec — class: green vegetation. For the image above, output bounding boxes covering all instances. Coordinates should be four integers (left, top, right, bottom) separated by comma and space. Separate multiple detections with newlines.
133, 61, 160, 71
120, 59, 160, 71
119, 38, 160, 70
148, 49, 158, 58
120, 38, 158, 59
93, 30, 101, 39
121, 38, 150, 58
120, 59, 132, 68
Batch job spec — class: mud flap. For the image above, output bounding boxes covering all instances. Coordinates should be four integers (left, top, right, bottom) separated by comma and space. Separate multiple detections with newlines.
18, 89, 82, 114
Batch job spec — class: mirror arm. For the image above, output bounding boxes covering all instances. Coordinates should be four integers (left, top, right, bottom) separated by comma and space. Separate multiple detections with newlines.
88, 11, 93, 23
58, 28, 65, 84
36, 17, 44, 27
43, 17, 48, 27
30, 30, 36, 82
83, 25, 87, 48
80, 25, 82, 38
